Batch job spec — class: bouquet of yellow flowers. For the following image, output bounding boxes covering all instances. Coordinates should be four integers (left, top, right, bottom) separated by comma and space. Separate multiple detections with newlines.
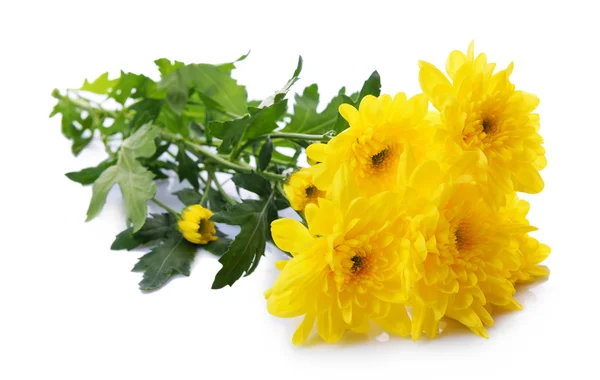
52, 42, 549, 344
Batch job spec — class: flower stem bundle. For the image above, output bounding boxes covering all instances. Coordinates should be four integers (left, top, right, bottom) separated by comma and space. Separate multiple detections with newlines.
51, 43, 549, 343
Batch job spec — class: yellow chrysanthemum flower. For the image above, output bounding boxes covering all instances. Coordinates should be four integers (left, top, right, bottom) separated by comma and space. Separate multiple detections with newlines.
306, 93, 434, 196
397, 156, 549, 339
503, 194, 551, 284
178, 205, 218, 244
419, 42, 546, 209
266, 167, 422, 345
283, 166, 326, 211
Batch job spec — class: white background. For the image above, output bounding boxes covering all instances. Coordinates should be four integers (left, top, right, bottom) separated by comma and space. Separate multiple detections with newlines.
1, 1, 599, 379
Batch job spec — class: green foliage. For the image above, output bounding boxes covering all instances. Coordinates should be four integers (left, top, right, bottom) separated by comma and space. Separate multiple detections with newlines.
159, 63, 248, 115
282, 84, 348, 134
258, 137, 273, 171
86, 124, 159, 232
211, 195, 278, 289
65, 160, 115, 185
51, 54, 379, 292
112, 212, 231, 290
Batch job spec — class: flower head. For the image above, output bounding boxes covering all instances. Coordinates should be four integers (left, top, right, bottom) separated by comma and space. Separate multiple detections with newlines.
178, 205, 218, 244
266, 167, 420, 344
419, 42, 546, 208
399, 157, 549, 339
306, 93, 433, 196
283, 166, 326, 211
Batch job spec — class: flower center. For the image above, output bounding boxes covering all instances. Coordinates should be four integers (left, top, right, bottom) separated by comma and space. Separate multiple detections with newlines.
305, 186, 316, 198
371, 148, 389, 168
198, 218, 208, 233
350, 255, 364, 273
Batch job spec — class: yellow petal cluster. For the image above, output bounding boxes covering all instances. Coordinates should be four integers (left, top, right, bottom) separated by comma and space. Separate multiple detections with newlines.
268, 43, 550, 344
178, 204, 218, 245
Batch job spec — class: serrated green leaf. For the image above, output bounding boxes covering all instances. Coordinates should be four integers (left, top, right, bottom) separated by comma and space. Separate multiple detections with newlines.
111, 213, 177, 251
159, 63, 248, 116
259, 56, 302, 108
210, 100, 287, 153
81, 72, 119, 94
86, 124, 159, 232
176, 145, 200, 189
206, 187, 229, 212
66, 160, 116, 185
232, 173, 271, 197
282, 85, 347, 134
155, 58, 185, 77
258, 137, 273, 171
211, 196, 277, 288
174, 188, 203, 206
129, 99, 163, 131
132, 235, 198, 291
203, 236, 232, 257
216, 51, 250, 76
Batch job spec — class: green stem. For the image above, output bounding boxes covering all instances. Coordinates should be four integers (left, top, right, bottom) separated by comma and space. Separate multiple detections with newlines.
52, 89, 121, 119
268, 132, 330, 142
151, 197, 180, 217
161, 131, 287, 181
208, 170, 237, 205
200, 175, 213, 207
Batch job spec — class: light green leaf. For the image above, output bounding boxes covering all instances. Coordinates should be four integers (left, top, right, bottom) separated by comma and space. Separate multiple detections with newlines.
259, 56, 303, 108
81, 72, 120, 94
86, 124, 159, 232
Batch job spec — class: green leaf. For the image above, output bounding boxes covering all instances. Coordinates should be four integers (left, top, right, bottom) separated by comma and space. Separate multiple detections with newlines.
203, 235, 232, 257
65, 160, 116, 185
258, 137, 273, 171
211, 196, 277, 288
111, 228, 142, 251
81, 72, 119, 94
176, 144, 200, 189
210, 100, 287, 153
206, 187, 229, 212
155, 58, 185, 77
282, 84, 347, 135
129, 99, 163, 131
132, 235, 198, 291
111, 213, 178, 251
357, 70, 381, 101
86, 124, 159, 232
259, 56, 302, 107
174, 188, 203, 206
216, 51, 250, 76
159, 63, 248, 116
232, 173, 271, 197
334, 71, 381, 134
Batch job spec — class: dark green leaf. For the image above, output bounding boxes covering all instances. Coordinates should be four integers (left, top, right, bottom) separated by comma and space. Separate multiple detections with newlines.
206, 187, 229, 212
210, 100, 287, 153
174, 188, 203, 206
111, 213, 177, 251
258, 137, 273, 171
176, 145, 200, 189
132, 235, 198, 291
211, 197, 277, 288
333, 71, 381, 134
232, 173, 271, 197
282, 85, 347, 134
111, 228, 142, 251
129, 99, 163, 131
65, 160, 116, 185
203, 236, 232, 257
